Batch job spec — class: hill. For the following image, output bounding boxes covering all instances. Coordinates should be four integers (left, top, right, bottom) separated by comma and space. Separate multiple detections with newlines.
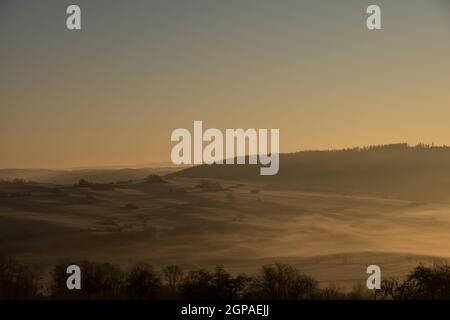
171, 143, 450, 202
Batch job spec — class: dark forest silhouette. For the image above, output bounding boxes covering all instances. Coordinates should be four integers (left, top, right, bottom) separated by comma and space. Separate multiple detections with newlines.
1, 256, 450, 300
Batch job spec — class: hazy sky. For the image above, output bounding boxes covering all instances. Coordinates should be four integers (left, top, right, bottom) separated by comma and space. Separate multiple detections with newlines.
1, 0, 450, 168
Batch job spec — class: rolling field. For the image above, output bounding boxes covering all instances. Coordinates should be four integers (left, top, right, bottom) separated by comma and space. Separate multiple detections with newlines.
1, 176, 449, 290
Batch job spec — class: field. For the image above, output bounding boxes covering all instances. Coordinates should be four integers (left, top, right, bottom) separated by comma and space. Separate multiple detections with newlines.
1, 173, 449, 290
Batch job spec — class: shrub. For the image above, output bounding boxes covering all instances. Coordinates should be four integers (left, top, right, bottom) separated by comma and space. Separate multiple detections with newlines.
76, 179, 91, 187
145, 175, 165, 184
196, 180, 223, 192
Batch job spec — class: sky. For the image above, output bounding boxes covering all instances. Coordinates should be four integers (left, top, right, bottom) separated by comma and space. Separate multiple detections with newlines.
1, 0, 450, 168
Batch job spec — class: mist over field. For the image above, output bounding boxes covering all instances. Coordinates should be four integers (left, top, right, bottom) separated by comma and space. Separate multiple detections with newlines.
2, 144, 450, 291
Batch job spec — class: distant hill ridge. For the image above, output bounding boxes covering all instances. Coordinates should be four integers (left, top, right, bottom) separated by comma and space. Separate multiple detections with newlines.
0, 168, 178, 184
172, 143, 450, 202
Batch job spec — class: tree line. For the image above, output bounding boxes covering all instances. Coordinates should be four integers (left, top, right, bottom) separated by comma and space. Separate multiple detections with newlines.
1, 256, 450, 300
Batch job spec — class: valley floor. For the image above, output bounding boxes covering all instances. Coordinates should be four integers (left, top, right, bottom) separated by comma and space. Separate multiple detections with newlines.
1, 177, 449, 290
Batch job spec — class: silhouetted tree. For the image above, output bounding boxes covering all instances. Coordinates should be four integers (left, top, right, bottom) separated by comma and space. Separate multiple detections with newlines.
314, 285, 347, 300
181, 269, 213, 299
0, 256, 42, 299
163, 265, 184, 293
9, 258, 450, 300
126, 263, 161, 299
381, 264, 450, 300
51, 261, 123, 299
211, 266, 249, 299
181, 266, 249, 300
249, 263, 318, 299
346, 282, 373, 299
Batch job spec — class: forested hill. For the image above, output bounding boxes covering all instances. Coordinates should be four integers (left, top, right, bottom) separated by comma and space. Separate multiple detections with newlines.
171, 143, 450, 201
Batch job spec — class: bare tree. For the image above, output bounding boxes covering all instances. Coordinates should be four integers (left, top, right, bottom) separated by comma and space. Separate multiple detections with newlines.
163, 265, 184, 292
251, 263, 317, 299
126, 263, 161, 299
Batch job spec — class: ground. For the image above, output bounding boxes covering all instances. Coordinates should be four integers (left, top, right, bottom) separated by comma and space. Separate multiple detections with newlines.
1, 177, 449, 290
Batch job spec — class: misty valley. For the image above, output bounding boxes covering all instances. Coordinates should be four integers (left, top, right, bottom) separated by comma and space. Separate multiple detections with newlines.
2, 144, 450, 296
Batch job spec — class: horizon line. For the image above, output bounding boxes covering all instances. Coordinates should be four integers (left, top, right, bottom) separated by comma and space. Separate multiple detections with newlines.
2, 142, 450, 171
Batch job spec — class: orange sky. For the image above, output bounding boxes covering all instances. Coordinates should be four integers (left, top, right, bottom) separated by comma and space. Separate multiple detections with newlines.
1, 0, 450, 168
